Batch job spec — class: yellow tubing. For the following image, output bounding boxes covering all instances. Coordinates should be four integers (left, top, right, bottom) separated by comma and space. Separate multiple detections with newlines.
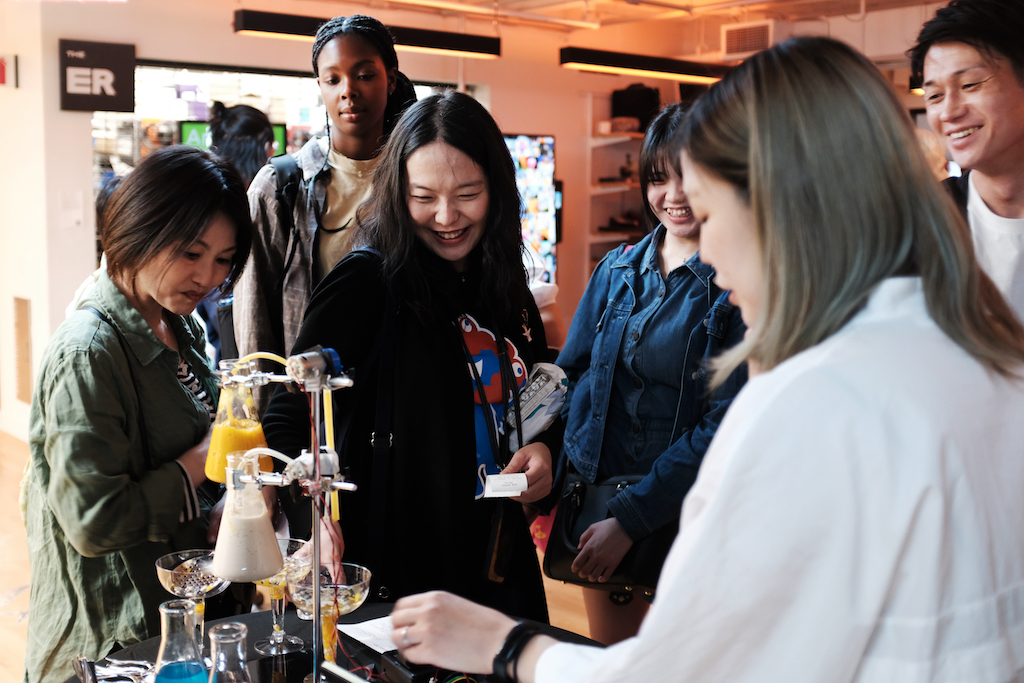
239, 352, 288, 367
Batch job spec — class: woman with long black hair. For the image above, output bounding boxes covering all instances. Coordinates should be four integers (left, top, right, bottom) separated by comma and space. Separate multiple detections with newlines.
264, 91, 557, 621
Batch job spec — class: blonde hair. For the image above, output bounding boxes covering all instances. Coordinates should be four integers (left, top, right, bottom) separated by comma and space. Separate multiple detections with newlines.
682, 36, 1024, 385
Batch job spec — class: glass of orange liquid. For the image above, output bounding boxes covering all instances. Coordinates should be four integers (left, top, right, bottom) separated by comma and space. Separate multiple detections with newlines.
206, 359, 273, 483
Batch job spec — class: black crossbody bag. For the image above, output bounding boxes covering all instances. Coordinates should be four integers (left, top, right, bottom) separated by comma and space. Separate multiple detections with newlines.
543, 471, 679, 595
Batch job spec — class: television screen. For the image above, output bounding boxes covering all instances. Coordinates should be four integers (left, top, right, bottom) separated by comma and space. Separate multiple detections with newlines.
504, 133, 558, 283
179, 121, 287, 156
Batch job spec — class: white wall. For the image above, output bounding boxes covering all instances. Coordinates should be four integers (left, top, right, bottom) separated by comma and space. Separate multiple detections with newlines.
0, 0, 47, 437
0, 0, 944, 439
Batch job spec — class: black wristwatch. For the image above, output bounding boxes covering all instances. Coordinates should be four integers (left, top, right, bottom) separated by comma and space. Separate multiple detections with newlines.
492, 621, 543, 683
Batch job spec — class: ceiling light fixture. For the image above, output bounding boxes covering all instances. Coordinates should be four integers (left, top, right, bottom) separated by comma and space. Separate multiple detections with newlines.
233, 10, 500, 59
908, 73, 924, 96
559, 46, 729, 84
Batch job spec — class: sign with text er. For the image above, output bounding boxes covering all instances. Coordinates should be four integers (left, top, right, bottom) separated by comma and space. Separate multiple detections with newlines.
59, 39, 135, 112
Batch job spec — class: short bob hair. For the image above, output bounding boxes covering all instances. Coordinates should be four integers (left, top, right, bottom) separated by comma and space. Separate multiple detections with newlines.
103, 145, 252, 293
355, 91, 527, 323
909, 0, 1024, 83
208, 101, 275, 188
639, 103, 689, 233
312, 15, 418, 136
681, 36, 1024, 384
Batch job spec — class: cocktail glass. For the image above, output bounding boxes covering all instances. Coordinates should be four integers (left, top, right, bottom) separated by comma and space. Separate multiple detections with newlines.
286, 563, 371, 673
155, 549, 230, 649
253, 537, 312, 655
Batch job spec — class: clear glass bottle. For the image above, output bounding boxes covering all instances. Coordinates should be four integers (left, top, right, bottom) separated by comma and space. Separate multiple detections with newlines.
206, 359, 271, 483
211, 452, 283, 582
208, 622, 252, 683
153, 600, 206, 683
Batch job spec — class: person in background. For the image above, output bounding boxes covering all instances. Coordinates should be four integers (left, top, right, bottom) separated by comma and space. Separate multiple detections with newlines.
209, 101, 276, 188
24, 146, 252, 683
263, 91, 558, 621
914, 127, 949, 182
522, 243, 565, 354
911, 0, 1024, 320
235, 15, 417, 411
552, 102, 746, 644
202, 101, 276, 362
386, 36, 1024, 683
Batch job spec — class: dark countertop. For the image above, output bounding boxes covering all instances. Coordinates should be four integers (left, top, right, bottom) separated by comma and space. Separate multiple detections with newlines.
96, 603, 595, 683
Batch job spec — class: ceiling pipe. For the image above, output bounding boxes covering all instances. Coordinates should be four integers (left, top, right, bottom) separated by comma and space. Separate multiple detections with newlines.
375, 0, 602, 29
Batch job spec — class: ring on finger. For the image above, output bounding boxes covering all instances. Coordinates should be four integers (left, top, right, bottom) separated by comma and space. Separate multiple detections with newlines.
401, 626, 411, 648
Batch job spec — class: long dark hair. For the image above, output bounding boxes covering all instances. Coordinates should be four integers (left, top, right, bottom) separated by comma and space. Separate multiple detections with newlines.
312, 15, 418, 136
639, 103, 689, 233
103, 145, 252, 292
355, 91, 528, 323
208, 101, 274, 187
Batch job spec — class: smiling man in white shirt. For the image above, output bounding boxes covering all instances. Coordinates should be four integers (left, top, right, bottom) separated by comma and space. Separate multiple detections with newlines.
911, 0, 1024, 320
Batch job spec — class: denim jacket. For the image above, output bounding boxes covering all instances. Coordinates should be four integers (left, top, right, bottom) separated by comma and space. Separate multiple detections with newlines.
556, 228, 747, 540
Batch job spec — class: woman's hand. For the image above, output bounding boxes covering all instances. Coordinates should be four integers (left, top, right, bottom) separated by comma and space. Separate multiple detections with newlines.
177, 427, 212, 488
571, 517, 634, 582
502, 442, 552, 504
391, 591, 518, 671
319, 514, 345, 580
207, 495, 225, 543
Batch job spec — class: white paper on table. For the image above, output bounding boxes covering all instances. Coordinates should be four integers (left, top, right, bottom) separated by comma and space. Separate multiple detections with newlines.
338, 615, 398, 653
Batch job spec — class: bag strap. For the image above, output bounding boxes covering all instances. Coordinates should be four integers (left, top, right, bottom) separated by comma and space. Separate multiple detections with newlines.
82, 306, 152, 471
270, 154, 304, 292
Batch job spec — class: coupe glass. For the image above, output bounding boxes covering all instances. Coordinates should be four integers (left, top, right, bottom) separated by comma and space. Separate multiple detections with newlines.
286, 563, 371, 667
253, 537, 312, 655
155, 549, 230, 646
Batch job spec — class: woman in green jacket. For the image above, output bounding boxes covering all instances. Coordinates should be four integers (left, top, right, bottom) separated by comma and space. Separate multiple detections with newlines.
23, 146, 252, 683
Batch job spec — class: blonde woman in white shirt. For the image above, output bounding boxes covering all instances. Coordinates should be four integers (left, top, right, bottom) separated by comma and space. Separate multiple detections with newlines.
383, 36, 1024, 683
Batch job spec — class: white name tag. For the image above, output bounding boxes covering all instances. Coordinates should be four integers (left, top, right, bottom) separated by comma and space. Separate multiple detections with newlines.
483, 473, 529, 498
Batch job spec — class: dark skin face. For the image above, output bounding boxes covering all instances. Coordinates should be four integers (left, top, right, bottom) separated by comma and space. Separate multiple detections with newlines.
316, 34, 397, 160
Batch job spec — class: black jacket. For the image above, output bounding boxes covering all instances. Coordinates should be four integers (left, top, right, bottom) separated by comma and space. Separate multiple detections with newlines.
943, 171, 970, 221
264, 247, 556, 621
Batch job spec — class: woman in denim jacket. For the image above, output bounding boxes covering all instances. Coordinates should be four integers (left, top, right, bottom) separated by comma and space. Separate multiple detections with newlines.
556, 104, 747, 644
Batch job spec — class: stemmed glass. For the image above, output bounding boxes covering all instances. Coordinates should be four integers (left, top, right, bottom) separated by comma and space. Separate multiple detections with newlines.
155, 549, 231, 649
253, 537, 312, 655
287, 563, 371, 674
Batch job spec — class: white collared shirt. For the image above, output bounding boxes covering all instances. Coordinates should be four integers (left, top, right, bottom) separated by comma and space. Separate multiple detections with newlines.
539, 278, 1024, 683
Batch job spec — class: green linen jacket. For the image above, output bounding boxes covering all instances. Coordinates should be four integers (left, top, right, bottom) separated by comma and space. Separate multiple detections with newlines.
23, 271, 217, 683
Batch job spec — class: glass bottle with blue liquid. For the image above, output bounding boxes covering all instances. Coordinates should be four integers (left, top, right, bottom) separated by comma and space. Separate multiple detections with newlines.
154, 600, 206, 683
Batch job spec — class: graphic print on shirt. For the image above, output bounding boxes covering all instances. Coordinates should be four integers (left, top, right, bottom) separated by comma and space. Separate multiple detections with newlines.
459, 313, 527, 499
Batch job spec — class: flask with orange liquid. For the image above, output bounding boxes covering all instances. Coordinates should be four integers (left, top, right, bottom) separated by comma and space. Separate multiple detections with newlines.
205, 359, 272, 483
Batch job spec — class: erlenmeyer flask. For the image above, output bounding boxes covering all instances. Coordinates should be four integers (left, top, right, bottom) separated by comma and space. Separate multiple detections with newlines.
211, 452, 283, 582
206, 359, 271, 483
154, 600, 205, 683
208, 623, 251, 683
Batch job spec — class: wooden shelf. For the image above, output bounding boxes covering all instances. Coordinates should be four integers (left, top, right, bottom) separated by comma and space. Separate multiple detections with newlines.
590, 180, 640, 196
587, 231, 643, 245
583, 93, 646, 288
589, 132, 644, 148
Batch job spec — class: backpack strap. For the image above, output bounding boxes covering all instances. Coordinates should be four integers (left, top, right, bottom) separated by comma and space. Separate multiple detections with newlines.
82, 306, 152, 471
270, 154, 305, 292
